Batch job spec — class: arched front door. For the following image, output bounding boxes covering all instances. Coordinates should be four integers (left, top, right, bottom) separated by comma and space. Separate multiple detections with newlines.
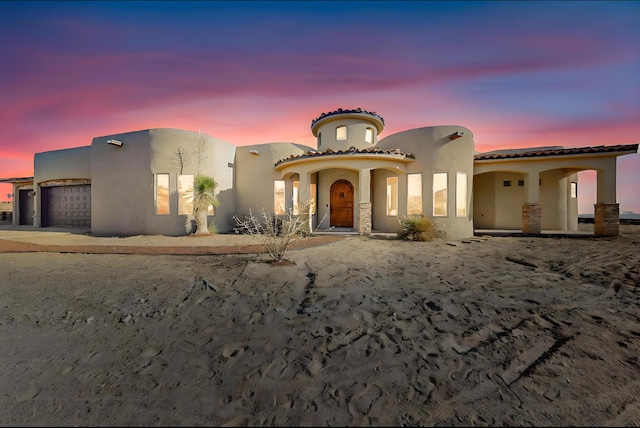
330, 180, 354, 227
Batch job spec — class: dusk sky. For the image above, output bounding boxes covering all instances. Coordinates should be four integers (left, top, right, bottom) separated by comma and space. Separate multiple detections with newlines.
1, 1, 638, 214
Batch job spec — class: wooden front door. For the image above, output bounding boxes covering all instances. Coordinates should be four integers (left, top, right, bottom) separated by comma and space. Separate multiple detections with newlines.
330, 180, 354, 227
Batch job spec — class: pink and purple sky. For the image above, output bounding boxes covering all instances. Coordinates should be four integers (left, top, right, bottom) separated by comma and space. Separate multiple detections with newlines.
1, 1, 638, 214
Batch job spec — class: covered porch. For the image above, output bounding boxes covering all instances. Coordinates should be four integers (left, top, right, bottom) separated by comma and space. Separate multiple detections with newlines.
473, 144, 639, 237
274, 148, 415, 235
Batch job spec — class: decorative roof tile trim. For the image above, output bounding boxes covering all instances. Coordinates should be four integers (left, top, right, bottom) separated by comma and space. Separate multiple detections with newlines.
474, 144, 639, 161
0, 176, 34, 183
275, 146, 415, 167
311, 108, 385, 129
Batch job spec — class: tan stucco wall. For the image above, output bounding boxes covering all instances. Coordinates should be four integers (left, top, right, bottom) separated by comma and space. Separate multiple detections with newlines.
377, 126, 475, 240
235, 143, 314, 221
472, 172, 496, 229
315, 117, 381, 152
33, 146, 92, 227
91, 129, 236, 236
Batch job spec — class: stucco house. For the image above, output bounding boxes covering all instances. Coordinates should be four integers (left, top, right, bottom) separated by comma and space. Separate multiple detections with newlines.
2, 108, 638, 239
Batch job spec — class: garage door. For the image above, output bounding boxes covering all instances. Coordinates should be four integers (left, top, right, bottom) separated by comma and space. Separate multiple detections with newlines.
42, 185, 91, 227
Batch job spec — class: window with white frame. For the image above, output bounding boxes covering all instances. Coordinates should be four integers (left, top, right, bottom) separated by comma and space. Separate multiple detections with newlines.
456, 172, 467, 217
386, 176, 398, 216
155, 173, 170, 215
274, 180, 286, 215
178, 174, 194, 215
292, 181, 299, 215
365, 128, 373, 144
310, 183, 317, 215
433, 172, 448, 217
407, 173, 422, 215
336, 126, 347, 140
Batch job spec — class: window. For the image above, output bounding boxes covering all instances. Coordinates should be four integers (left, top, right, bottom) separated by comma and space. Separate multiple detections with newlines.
365, 128, 373, 144
178, 174, 194, 215
386, 177, 398, 216
155, 173, 170, 215
456, 172, 467, 217
274, 180, 285, 215
292, 181, 299, 215
336, 126, 347, 140
407, 173, 422, 215
570, 182, 577, 198
433, 172, 448, 216
518, 180, 524, 187
503, 180, 512, 187
310, 183, 317, 215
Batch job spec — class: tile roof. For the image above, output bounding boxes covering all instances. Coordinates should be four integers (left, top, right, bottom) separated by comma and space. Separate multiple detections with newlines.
474, 144, 639, 161
311, 108, 385, 129
275, 146, 415, 167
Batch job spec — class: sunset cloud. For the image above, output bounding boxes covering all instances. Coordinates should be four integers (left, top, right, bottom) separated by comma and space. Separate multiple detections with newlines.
0, 1, 638, 212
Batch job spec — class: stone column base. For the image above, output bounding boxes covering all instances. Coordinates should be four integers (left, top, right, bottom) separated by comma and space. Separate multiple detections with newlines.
522, 203, 541, 234
594, 203, 619, 236
358, 202, 372, 235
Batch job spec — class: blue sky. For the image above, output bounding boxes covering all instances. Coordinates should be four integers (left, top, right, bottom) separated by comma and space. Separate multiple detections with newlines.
1, 1, 638, 213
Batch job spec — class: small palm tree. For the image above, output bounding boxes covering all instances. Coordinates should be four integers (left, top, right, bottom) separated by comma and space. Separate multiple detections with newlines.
192, 175, 220, 235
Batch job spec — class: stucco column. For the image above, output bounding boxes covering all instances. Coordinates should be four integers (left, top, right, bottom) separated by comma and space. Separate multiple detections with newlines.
525, 171, 540, 203
358, 169, 372, 235
298, 172, 313, 233
593, 160, 619, 236
522, 171, 541, 234
594, 203, 619, 236
11, 183, 19, 226
596, 161, 617, 204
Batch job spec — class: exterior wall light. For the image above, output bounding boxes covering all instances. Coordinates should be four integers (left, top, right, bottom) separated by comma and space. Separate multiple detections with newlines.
107, 139, 123, 147
249, 150, 260, 155
449, 132, 464, 141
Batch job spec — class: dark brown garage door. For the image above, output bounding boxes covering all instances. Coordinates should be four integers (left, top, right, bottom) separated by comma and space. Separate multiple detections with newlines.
41, 185, 91, 227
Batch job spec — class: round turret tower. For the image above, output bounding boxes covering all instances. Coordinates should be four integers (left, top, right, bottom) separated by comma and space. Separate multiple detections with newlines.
311, 108, 385, 152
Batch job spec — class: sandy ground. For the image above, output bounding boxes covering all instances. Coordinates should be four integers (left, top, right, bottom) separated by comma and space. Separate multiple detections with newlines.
1, 225, 639, 426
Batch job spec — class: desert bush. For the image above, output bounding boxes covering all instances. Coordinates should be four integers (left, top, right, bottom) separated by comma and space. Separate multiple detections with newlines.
397, 214, 435, 241
233, 200, 314, 262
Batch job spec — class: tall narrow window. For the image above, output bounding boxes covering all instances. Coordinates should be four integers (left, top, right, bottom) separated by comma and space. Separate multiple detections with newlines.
386, 176, 398, 216
336, 125, 347, 140
274, 180, 286, 215
292, 180, 300, 215
570, 182, 577, 198
433, 172, 448, 217
310, 183, 317, 215
407, 173, 422, 215
178, 174, 194, 215
365, 128, 373, 144
155, 173, 170, 215
456, 172, 467, 217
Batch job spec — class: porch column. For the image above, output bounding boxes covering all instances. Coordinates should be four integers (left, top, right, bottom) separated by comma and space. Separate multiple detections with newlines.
358, 168, 372, 235
522, 171, 541, 234
594, 161, 619, 236
298, 172, 313, 234
11, 183, 19, 226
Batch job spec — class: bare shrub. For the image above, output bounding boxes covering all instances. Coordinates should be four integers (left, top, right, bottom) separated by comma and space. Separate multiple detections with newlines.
233, 201, 314, 262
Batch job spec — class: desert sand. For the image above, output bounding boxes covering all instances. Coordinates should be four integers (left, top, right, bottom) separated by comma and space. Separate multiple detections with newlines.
0, 224, 639, 427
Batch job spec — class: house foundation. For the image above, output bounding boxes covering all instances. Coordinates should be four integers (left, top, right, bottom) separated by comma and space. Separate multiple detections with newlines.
522, 203, 541, 234
594, 203, 619, 236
